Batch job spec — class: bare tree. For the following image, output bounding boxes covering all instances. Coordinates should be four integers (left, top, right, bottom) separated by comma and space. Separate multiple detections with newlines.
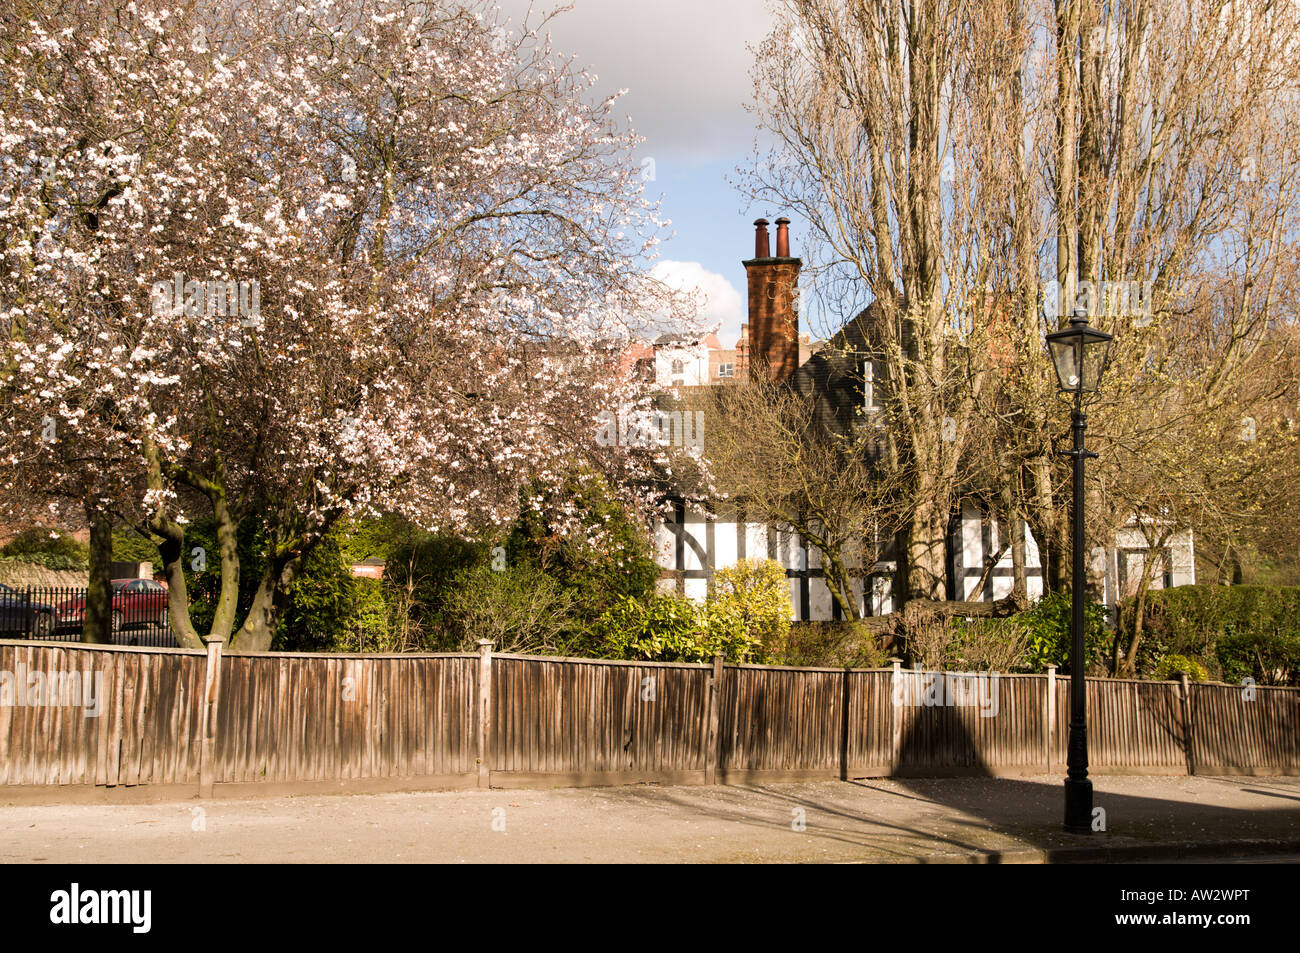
746, 0, 1300, 618
704, 374, 904, 619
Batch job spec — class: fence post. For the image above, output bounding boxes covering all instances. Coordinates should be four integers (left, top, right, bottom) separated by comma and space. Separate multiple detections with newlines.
1179, 672, 1195, 776
839, 667, 851, 781
705, 654, 724, 785
890, 660, 903, 775
476, 640, 493, 789
1046, 665, 1056, 775
198, 635, 225, 798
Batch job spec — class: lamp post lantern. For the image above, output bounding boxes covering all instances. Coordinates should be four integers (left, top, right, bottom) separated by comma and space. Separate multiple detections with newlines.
1045, 306, 1113, 834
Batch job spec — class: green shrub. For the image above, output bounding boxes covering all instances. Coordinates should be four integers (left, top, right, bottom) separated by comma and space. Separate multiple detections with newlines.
1217, 631, 1300, 687
1154, 654, 1209, 682
112, 531, 163, 574
444, 563, 577, 655
943, 615, 1032, 672
328, 577, 396, 652
383, 531, 488, 646
293, 480, 663, 656
902, 592, 1108, 674
595, 593, 762, 663
505, 471, 659, 650
278, 527, 367, 651
1122, 585, 1300, 684
0, 528, 89, 570
1016, 591, 1110, 673
708, 559, 791, 657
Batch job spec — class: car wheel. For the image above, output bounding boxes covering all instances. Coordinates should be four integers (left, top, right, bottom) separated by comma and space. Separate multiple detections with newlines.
32, 612, 53, 640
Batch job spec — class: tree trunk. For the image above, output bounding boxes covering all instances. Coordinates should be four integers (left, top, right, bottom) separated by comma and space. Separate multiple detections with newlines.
969, 542, 1009, 601
1055, 0, 1081, 319
156, 533, 204, 650
206, 487, 241, 640
83, 500, 113, 644
906, 496, 949, 601
821, 548, 861, 620
1027, 455, 1065, 593
1077, 0, 1104, 299
231, 555, 302, 652
1120, 554, 1159, 677
1010, 514, 1028, 603
141, 436, 204, 648
999, 461, 1029, 603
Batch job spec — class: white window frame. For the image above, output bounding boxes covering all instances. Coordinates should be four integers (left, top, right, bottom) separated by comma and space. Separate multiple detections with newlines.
863, 358, 884, 413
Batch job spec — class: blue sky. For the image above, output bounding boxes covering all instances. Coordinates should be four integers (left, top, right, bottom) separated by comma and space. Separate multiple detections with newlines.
497, 0, 800, 349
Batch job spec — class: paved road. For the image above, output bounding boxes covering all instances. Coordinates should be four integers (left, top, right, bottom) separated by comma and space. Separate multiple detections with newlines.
2, 775, 1298, 863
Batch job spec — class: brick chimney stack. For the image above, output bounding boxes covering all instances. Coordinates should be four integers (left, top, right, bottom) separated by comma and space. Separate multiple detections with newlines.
743, 216, 801, 382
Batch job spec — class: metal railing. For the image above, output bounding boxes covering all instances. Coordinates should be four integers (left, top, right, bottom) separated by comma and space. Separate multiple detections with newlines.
0, 584, 178, 648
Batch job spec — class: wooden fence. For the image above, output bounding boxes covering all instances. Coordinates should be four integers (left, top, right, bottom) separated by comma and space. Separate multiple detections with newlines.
1, 638, 1297, 795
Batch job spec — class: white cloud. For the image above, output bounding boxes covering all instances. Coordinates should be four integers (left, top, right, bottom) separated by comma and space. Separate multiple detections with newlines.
496, 0, 775, 164
649, 260, 745, 346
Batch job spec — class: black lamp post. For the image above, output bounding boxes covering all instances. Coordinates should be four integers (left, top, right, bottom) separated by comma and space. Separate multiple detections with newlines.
1045, 306, 1113, 834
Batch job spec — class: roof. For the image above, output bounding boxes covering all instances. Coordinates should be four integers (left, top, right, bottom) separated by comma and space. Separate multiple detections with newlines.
788, 301, 889, 440
652, 328, 727, 349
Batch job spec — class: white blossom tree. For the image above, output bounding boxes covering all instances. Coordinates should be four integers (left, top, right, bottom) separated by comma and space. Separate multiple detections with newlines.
1, 0, 694, 649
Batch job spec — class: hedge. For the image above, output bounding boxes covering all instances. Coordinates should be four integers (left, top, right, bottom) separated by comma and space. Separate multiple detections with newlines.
1121, 584, 1300, 685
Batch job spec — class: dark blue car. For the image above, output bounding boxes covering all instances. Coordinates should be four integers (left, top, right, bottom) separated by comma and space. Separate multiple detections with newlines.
0, 583, 57, 638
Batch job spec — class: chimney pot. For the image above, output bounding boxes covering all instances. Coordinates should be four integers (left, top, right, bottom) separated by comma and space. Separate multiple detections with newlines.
775, 217, 791, 258
753, 218, 770, 259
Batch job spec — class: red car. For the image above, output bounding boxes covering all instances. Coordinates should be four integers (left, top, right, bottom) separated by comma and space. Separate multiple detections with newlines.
57, 578, 170, 634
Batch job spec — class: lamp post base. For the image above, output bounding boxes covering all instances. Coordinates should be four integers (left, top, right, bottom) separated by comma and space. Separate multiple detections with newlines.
1064, 777, 1094, 834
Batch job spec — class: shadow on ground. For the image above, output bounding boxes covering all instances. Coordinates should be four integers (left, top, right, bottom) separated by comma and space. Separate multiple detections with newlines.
597, 710, 1300, 860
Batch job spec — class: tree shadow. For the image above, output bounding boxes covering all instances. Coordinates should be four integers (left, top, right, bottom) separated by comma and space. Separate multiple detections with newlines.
601, 706, 1300, 860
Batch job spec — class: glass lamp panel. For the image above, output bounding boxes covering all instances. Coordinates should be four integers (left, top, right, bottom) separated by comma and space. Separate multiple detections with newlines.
1081, 337, 1111, 392
1050, 337, 1082, 392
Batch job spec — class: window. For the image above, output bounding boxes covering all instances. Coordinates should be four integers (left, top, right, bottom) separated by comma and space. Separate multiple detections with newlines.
717, 363, 734, 379
671, 359, 685, 375
1118, 548, 1173, 597
863, 358, 884, 413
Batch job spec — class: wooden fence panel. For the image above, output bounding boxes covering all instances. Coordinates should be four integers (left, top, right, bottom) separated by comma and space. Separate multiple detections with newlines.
1191, 683, 1300, 775
845, 670, 894, 776
718, 665, 844, 781
0, 641, 206, 786
490, 656, 710, 785
1082, 678, 1185, 774
984, 676, 1049, 774
213, 653, 476, 784
892, 672, 1046, 775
